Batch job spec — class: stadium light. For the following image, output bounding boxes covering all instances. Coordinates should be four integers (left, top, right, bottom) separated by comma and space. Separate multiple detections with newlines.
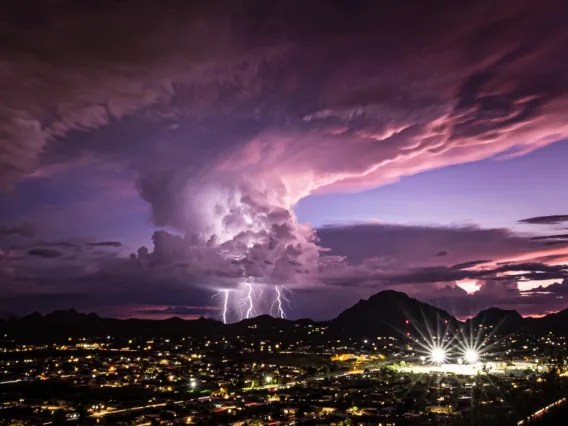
464, 349, 479, 364
430, 347, 446, 364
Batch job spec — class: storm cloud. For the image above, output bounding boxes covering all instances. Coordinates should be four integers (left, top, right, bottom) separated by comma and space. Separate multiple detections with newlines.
27, 248, 63, 259
1, 0, 568, 317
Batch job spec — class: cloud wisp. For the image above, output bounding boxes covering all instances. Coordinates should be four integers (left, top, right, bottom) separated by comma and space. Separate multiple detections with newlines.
520, 215, 568, 225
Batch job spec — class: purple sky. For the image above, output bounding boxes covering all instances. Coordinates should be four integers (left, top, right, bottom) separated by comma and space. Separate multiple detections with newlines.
297, 141, 568, 231
1, 0, 568, 321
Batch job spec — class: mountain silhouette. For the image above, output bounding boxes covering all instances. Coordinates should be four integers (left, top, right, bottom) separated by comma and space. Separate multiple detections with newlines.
464, 307, 524, 335
331, 290, 460, 337
1, 290, 566, 342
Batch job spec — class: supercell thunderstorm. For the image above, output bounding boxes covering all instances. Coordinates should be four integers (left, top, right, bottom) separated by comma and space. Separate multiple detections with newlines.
106, 0, 568, 323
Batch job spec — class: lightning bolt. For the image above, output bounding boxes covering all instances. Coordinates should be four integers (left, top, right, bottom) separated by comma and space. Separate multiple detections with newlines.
270, 285, 292, 319
238, 282, 258, 319
221, 289, 229, 324
212, 289, 231, 324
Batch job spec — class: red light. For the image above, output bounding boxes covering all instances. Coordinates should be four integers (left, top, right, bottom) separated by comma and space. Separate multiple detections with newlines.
405, 320, 409, 325
444, 320, 448, 324
406, 332, 410, 336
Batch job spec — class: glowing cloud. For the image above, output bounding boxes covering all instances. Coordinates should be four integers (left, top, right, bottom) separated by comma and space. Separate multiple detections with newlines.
457, 280, 481, 294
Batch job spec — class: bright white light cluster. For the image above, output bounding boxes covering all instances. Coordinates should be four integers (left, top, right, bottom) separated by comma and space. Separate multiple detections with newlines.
465, 348, 479, 363
428, 347, 481, 364
406, 316, 488, 366
430, 347, 447, 364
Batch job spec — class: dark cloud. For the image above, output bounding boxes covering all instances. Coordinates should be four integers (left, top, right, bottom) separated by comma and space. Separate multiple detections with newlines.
86, 241, 122, 248
388, 267, 476, 286
522, 279, 568, 294
411, 262, 566, 287
0, 284, 216, 317
51, 242, 81, 249
450, 260, 491, 270
494, 262, 568, 277
538, 241, 568, 247
136, 306, 219, 317
519, 215, 568, 225
326, 262, 568, 290
531, 233, 568, 240
476, 278, 518, 296
317, 223, 542, 268
435, 251, 448, 257
27, 248, 63, 258
0, 223, 35, 240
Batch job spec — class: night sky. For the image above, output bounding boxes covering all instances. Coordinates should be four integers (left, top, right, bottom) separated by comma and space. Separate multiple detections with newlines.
1, 0, 568, 321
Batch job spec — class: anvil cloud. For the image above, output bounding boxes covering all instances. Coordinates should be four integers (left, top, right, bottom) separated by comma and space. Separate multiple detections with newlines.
1, 0, 568, 318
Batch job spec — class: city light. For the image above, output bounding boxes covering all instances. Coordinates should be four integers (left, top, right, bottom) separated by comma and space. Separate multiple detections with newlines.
265, 375, 273, 384
430, 347, 446, 364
